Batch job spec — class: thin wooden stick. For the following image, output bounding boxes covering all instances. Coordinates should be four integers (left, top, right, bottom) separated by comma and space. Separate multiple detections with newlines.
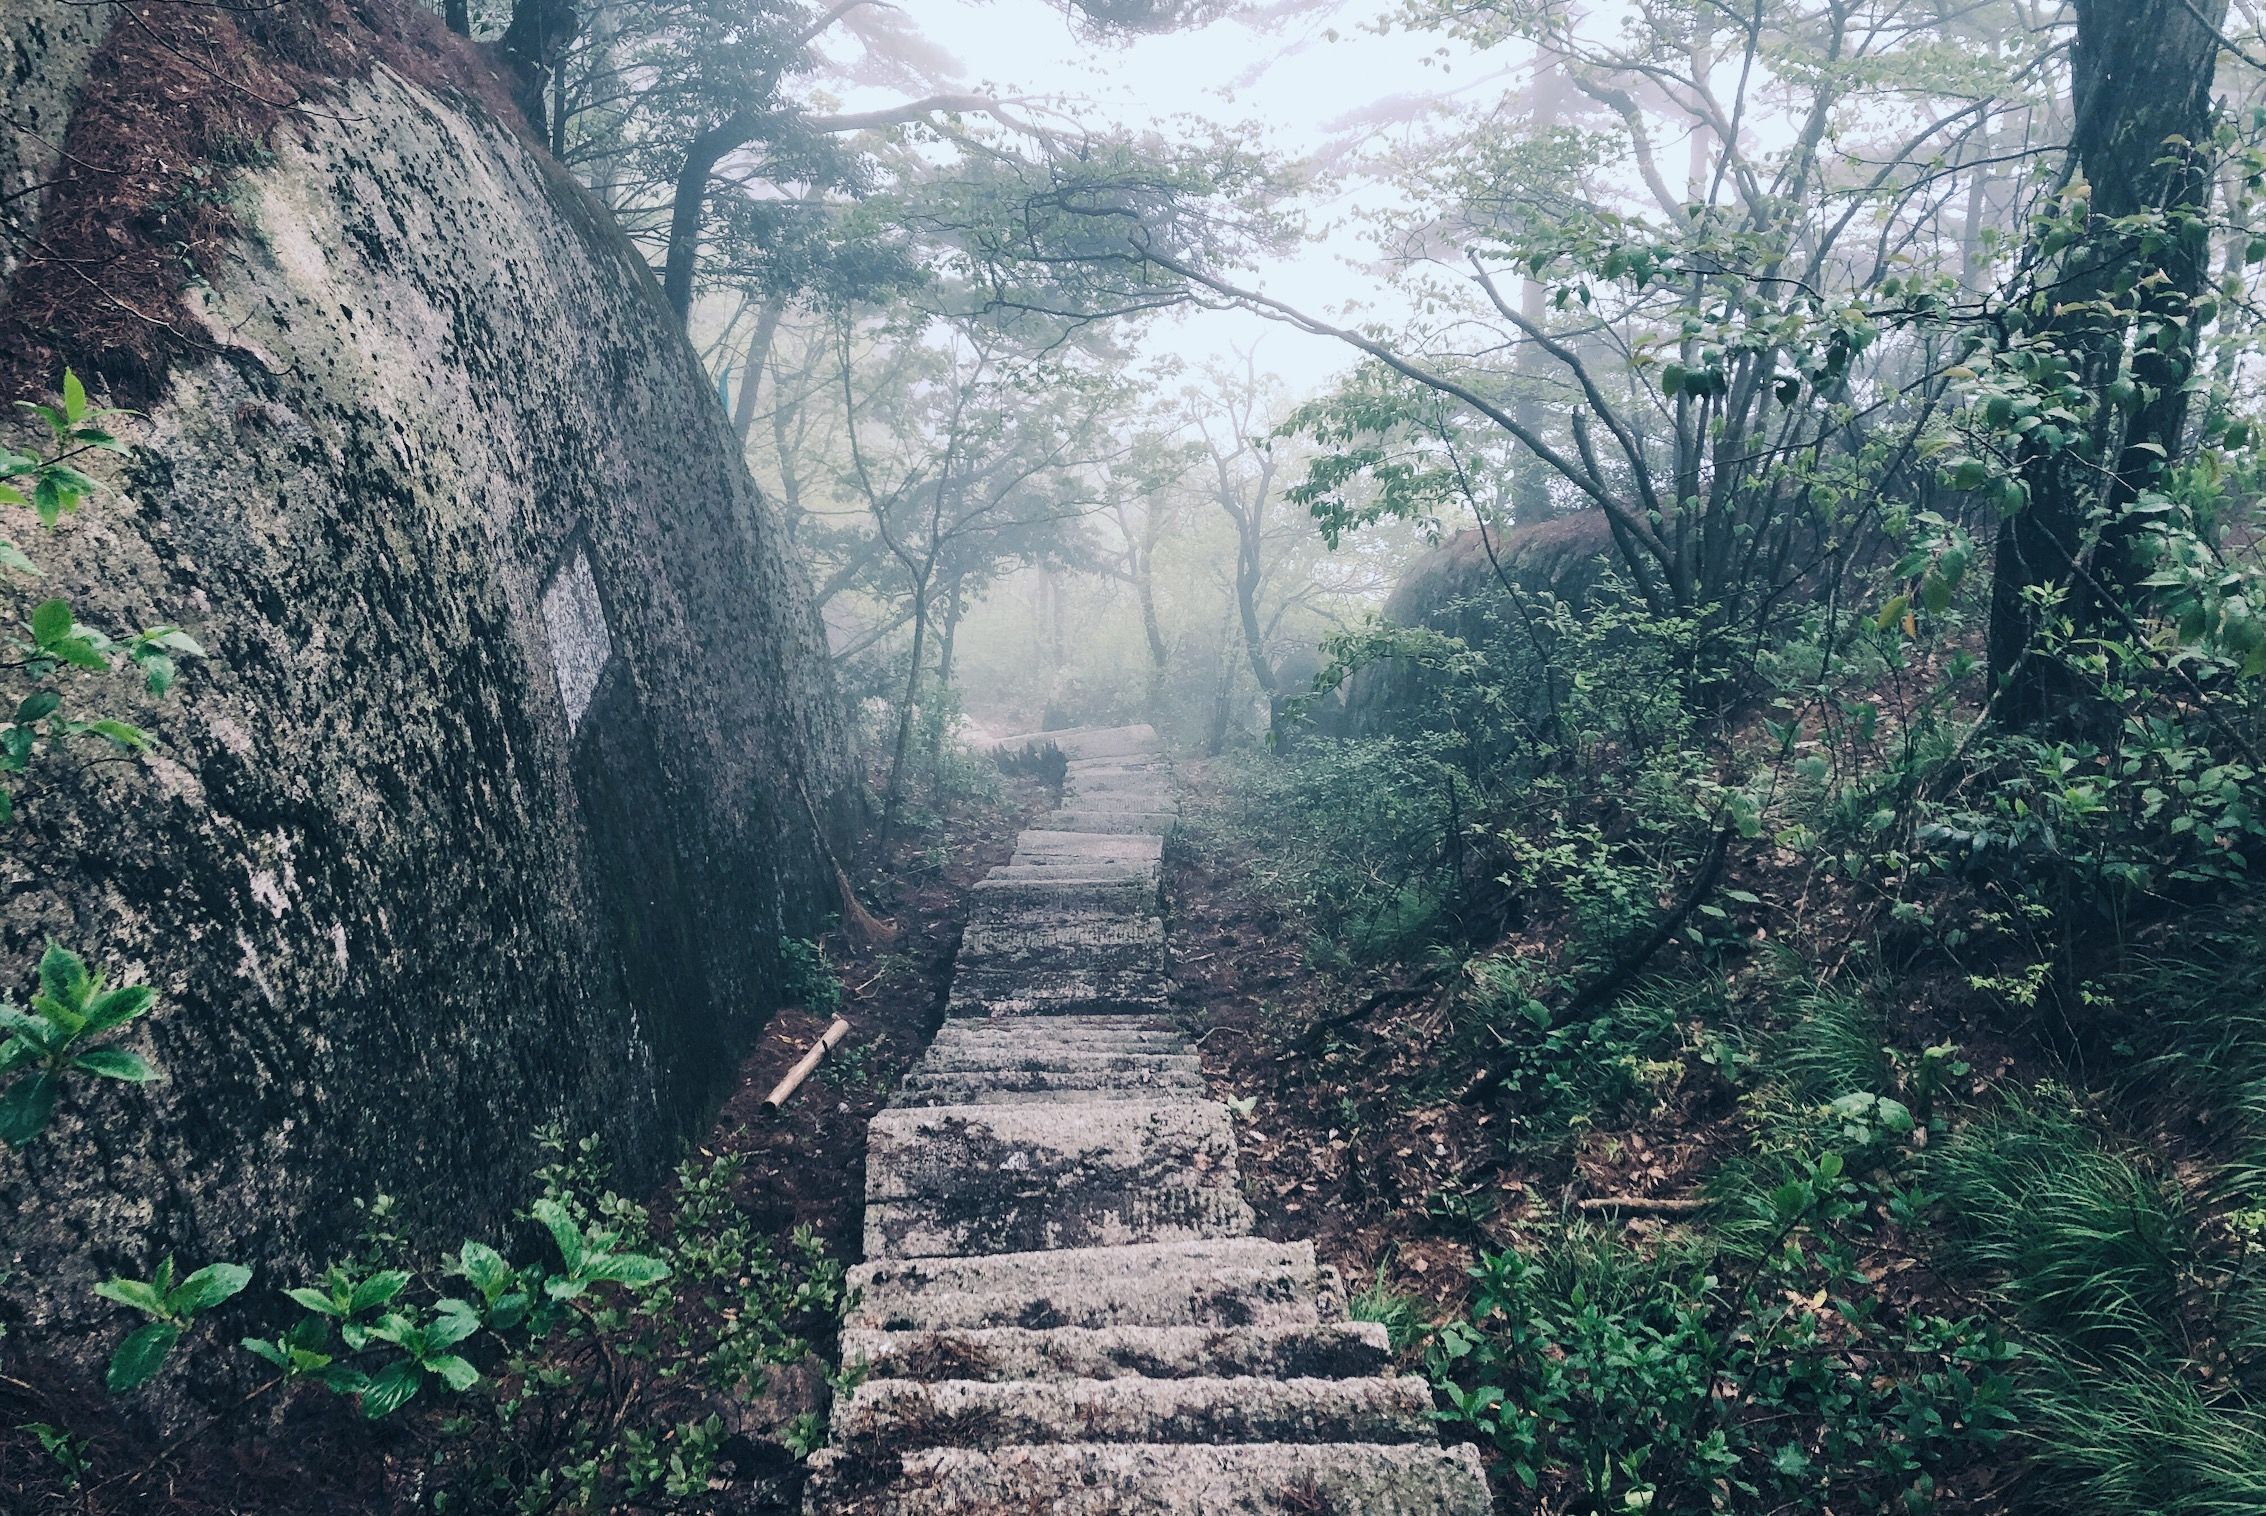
763, 1018, 851, 1113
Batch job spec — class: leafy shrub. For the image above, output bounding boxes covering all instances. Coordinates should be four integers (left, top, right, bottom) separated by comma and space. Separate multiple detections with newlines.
1429, 1218, 2015, 1511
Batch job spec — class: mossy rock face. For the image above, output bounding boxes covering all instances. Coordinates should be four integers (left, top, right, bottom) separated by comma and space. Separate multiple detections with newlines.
0, 45, 853, 1360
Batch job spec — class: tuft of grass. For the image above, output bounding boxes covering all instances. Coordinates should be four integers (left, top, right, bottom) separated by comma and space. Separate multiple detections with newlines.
1347, 1262, 1428, 1355
1929, 1091, 2193, 1364
1772, 984, 1888, 1102
2019, 1359, 2266, 1516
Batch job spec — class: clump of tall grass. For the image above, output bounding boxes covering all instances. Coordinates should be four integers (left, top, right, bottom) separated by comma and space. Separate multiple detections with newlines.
1929, 1090, 2193, 1364
1771, 984, 1889, 1102
2018, 1358, 2266, 1516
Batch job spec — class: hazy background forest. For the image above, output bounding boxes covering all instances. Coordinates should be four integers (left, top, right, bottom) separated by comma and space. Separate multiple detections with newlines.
13, 0, 2266, 1510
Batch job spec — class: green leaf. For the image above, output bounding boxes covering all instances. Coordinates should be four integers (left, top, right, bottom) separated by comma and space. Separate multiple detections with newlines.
62, 370, 88, 424
29, 599, 70, 646
167, 1262, 251, 1316
0, 539, 37, 576
425, 1302, 480, 1352
456, 1241, 512, 1300
73, 1047, 159, 1082
37, 945, 88, 1007
86, 720, 150, 751
284, 1286, 344, 1318
0, 1072, 60, 1145
93, 1277, 171, 1318
14, 691, 59, 725
84, 984, 154, 1031
348, 1269, 412, 1316
140, 653, 175, 696
582, 1252, 671, 1290
424, 1353, 479, 1392
105, 1321, 181, 1393
532, 1198, 587, 1273
359, 1358, 423, 1418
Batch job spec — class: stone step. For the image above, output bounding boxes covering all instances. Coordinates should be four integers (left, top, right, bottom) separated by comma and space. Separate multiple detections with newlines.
961, 917, 1165, 954
912, 1047, 1197, 1075
969, 876, 1159, 915
867, 1176, 1256, 1261
863, 1100, 1252, 1261
850, 1236, 1310, 1304
946, 981, 1175, 1019
892, 1075, 1205, 1108
948, 968, 1174, 1014
1044, 810, 1181, 835
926, 1024, 1184, 1054
1014, 828, 1165, 857
833, 1373, 1438, 1455
838, 1322, 1392, 1383
985, 863, 1162, 890
808, 1441, 1493, 1516
849, 1263, 1343, 1333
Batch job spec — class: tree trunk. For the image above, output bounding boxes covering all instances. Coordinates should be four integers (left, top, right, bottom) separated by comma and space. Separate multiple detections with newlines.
498, 0, 577, 144
880, 581, 930, 852
1986, 0, 2226, 728
731, 297, 788, 445
662, 111, 760, 324
444, 0, 469, 37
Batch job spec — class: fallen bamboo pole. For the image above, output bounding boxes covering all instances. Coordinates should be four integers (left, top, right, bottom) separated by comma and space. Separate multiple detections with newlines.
763, 1018, 851, 1113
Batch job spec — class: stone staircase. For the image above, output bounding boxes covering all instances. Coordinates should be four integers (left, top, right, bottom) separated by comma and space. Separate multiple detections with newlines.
807, 725, 1490, 1514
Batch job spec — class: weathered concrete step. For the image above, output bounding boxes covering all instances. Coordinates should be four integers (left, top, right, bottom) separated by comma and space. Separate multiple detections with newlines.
810, 1441, 1493, 1515
926, 1023, 1184, 1053
892, 1074, 1205, 1107
838, 1322, 1392, 1383
850, 1236, 1309, 1303
985, 863, 1162, 890
834, 1373, 1437, 1454
1014, 828, 1164, 857
989, 723, 1160, 760
948, 967, 1174, 1012
849, 1262, 1343, 1332
912, 1048, 1197, 1075
969, 876, 1159, 915
925, 1027, 1186, 1054
946, 982, 1175, 1019
962, 917, 1164, 953
1045, 810, 1181, 835
866, 1182, 1257, 1261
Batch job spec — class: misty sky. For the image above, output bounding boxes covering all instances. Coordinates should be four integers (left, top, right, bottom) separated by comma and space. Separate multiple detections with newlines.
828, 0, 1509, 393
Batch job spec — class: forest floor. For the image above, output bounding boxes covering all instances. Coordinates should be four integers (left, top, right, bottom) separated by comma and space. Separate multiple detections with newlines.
1166, 752, 2038, 1512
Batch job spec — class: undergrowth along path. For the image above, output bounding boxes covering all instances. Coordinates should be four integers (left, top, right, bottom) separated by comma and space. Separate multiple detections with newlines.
806, 723, 1490, 1514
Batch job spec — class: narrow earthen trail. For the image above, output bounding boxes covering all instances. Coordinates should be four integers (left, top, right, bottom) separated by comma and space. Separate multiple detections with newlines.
808, 725, 1489, 1514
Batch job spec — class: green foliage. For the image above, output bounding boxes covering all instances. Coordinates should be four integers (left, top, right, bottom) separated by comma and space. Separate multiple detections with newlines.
1457, 959, 1691, 1149
778, 935, 842, 1016
94, 1256, 251, 1392
2, 371, 205, 823
0, 944, 162, 1147
1429, 1217, 2015, 1510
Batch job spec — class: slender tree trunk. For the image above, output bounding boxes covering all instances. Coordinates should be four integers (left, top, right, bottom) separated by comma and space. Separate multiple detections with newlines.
880, 579, 930, 851
731, 298, 788, 445
929, 576, 966, 773
445, 0, 469, 36
1987, 0, 2226, 727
